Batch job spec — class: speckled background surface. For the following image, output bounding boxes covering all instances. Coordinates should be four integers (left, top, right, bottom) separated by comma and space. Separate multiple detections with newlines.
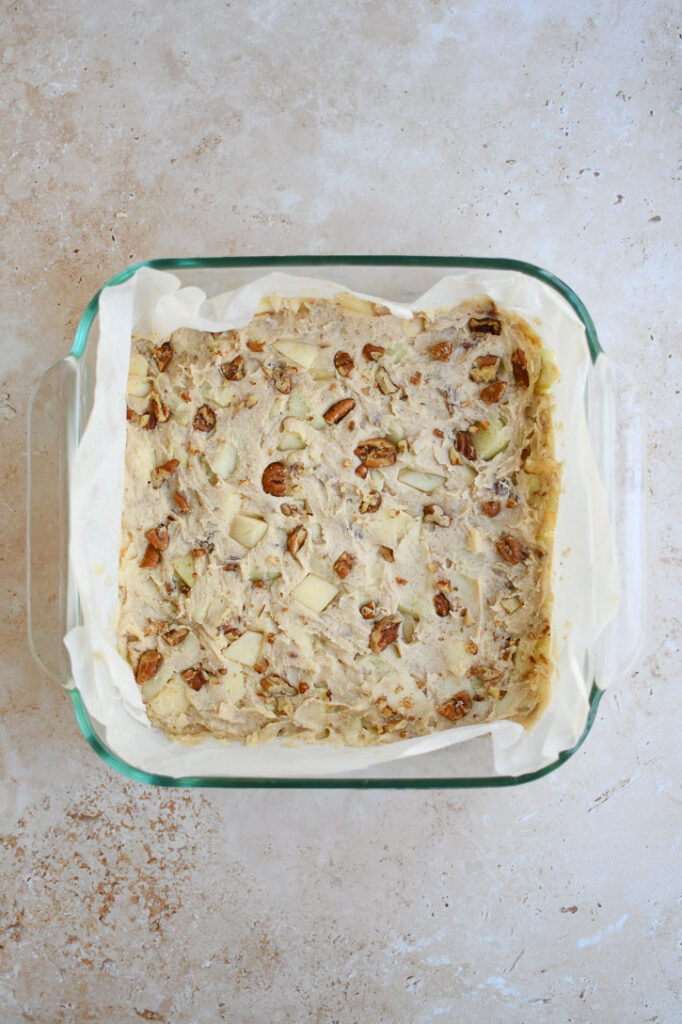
2, 1, 680, 1021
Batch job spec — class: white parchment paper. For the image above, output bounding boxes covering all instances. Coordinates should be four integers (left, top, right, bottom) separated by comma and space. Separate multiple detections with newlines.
64, 267, 620, 778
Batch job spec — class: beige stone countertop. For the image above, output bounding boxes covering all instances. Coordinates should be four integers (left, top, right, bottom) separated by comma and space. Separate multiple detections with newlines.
2, 1, 680, 1021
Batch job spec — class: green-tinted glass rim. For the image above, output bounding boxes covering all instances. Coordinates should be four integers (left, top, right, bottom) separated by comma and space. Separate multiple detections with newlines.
68, 255, 603, 788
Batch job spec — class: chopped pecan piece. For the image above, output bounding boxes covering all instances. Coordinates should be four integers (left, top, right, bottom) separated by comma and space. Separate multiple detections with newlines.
286, 524, 307, 557
354, 437, 397, 468
469, 664, 503, 683
152, 341, 173, 372
145, 525, 170, 551
182, 666, 208, 691
333, 551, 355, 578
221, 355, 246, 381
135, 650, 163, 685
379, 545, 394, 562
260, 673, 297, 695
148, 393, 170, 423
497, 536, 522, 564
511, 348, 530, 387
223, 560, 240, 572
140, 544, 161, 569
298, 681, 310, 694
355, 464, 368, 479
262, 461, 287, 497
455, 430, 476, 461
434, 592, 451, 617
423, 504, 450, 527
173, 491, 191, 512
470, 354, 500, 383
410, 371, 422, 385
467, 316, 502, 335
481, 499, 501, 517
323, 398, 356, 424
359, 490, 382, 514
140, 411, 157, 430
163, 627, 189, 646
360, 601, 377, 620
430, 340, 452, 361
480, 381, 507, 404
272, 367, 292, 394
362, 343, 385, 362
150, 458, 180, 489
334, 350, 354, 377
369, 616, 400, 653
246, 340, 265, 352
193, 404, 216, 432
126, 407, 135, 421
437, 691, 472, 721
375, 366, 399, 395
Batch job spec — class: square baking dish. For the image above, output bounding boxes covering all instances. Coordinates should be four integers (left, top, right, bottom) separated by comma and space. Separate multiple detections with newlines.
27, 256, 645, 788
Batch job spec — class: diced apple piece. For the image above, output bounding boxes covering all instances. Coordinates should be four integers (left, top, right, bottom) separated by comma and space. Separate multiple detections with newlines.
536, 348, 559, 394
141, 671, 169, 702
165, 391, 191, 426
472, 417, 510, 460
273, 339, 317, 368
500, 595, 522, 614
249, 568, 281, 582
208, 383, 234, 408
148, 675, 189, 716
173, 552, 196, 588
278, 430, 307, 451
127, 377, 151, 398
129, 352, 148, 377
292, 573, 339, 613
287, 393, 310, 419
397, 468, 446, 493
335, 292, 375, 315
225, 629, 263, 667
385, 418, 406, 445
229, 514, 268, 549
210, 441, 237, 479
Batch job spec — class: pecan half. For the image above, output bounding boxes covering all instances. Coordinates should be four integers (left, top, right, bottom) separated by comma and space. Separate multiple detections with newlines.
481, 499, 501, 517
334, 350, 354, 377
375, 366, 399, 395
145, 525, 170, 551
467, 316, 502, 335
182, 666, 208, 691
324, 398, 356, 424
140, 544, 161, 569
456, 430, 476, 461
163, 627, 189, 646
379, 545, 394, 562
286, 524, 307, 557
360, 601, 377, 620
152, 341, 173, 372
194, 404, 216, 432
221, 355, 246, 381
359, 490, 382, 514
437, 691, 472, 721
470, 354, 500, 383
423, 504, 450, 527
173, 491, 191, 512
135, 650, 163, 685
354, 437, 397, 468
262, 461, 287, 496
480, 381, 507, 404
333, 551, 355, 578
434, 592, 451, 617
511, 348, 530, 387
430, 340, 452, 361
497, 536, 522, 564
272, 367, 292, 394
362, 343, 385, 362
369, 616, 400, 652
151, 458, 180, 489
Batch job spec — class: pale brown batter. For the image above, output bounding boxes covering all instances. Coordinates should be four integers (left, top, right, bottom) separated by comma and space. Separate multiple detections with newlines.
118, 293, 560, 745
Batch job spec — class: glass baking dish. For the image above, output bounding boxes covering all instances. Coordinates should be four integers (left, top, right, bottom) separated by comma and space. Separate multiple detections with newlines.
27, 257, 645, 788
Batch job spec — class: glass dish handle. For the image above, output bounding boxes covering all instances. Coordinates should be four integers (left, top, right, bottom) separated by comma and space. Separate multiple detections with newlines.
27, 357, 79, 686
589, 354, 646, 686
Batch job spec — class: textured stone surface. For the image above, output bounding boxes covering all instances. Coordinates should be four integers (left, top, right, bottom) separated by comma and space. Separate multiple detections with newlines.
2, 1, 680, 1021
